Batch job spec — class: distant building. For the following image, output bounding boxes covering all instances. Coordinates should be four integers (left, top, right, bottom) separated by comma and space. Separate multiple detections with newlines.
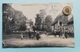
26, 20, 33, 32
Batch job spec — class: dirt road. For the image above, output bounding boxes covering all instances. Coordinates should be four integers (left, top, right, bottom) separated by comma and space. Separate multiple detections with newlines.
3, 34, 74, 48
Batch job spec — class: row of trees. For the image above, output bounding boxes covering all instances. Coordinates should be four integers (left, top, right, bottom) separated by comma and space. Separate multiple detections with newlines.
35, 9, 53, 32
3, 4, 27, 34
2, 4, 53, 34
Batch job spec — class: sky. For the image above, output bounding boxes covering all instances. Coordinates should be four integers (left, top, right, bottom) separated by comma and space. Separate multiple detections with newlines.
11, 3, 73, 23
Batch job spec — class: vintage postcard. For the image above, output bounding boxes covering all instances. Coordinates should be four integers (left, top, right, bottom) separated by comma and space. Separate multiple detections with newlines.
2, 3, 74, 48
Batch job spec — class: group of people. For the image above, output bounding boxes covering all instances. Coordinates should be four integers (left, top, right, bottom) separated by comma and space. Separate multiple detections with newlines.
54, 24, 69, 39
59, 25, 69, 39
20, 31, 41, 40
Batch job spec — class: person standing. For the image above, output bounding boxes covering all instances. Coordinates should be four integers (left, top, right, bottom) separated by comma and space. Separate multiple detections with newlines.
36, 32, 40, 40
20, 33, 23, 40
65, 26, 68, 39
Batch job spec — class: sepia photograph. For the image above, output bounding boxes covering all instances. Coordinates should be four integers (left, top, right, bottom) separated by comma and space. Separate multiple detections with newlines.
2, 3, 74, 48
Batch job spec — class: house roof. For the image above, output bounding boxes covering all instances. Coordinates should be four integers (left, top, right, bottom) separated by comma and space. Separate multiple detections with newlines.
69, 17, 73, 22
52, 13, 62, 25
68, 16, 73, 24
52, 13, 68, 25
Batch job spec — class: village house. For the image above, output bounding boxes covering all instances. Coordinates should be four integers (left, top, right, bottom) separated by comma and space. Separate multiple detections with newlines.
52, 14, 68, 33
68, 17, 74, 37
52, 13, 74, 37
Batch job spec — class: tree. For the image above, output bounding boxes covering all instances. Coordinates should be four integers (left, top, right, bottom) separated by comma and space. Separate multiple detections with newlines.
39, 9, 47, 31
35, 14, 42, 30
29, 19, 33, 27
2, 4, 27, 34
2, 4, 14, 34
11, 11, 27, 31
32, 25, 36, 32
45, 15, 53, 32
